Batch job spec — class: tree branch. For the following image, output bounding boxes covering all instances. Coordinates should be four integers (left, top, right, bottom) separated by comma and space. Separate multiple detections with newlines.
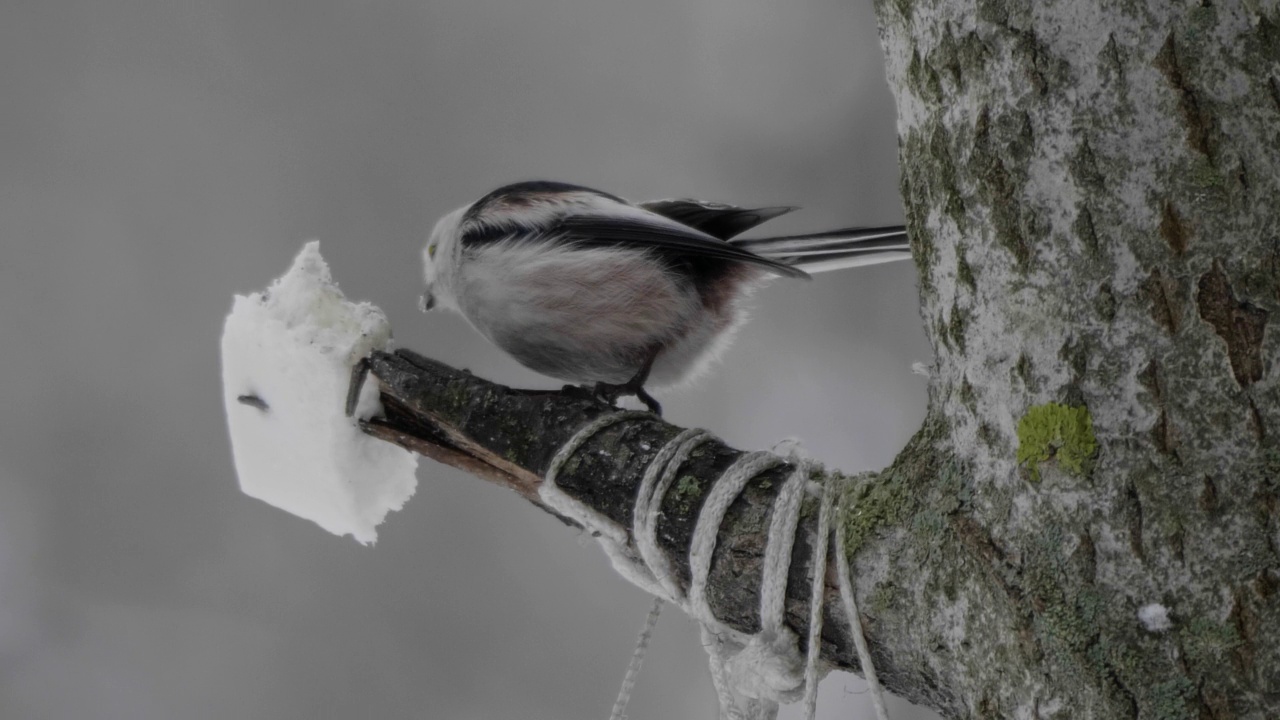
358, 348, 923, 698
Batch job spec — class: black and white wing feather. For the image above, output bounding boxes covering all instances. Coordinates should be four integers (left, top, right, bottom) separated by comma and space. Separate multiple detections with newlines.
642, 196, 911, 274
639, 198, 796, 241
458, 181, 910, 277
458, 181, 808, 278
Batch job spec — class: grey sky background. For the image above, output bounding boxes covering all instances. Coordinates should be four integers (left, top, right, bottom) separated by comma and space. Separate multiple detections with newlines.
0, 1, 939, 718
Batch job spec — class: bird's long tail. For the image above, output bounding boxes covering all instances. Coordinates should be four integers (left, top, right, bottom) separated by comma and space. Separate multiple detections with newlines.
733, 225, 911, 275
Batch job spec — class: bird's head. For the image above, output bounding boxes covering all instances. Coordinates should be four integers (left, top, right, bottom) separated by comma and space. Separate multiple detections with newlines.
420, 204, 468, 313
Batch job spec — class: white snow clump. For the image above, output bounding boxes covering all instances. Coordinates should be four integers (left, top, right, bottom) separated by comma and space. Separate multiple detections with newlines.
221, 241, 418, 544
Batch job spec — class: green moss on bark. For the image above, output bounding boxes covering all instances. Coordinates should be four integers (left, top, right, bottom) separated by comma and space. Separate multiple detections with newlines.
1016, 403, 1098, 481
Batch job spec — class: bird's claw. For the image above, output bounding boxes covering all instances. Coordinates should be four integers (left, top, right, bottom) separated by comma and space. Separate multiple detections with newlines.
592, 380, 662, 416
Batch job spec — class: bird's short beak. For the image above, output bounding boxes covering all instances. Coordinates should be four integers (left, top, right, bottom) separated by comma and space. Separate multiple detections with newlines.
419, 291, 436, 312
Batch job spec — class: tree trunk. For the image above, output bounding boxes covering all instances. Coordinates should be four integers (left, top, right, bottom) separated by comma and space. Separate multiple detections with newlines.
360, 3, 1280, 717
873, 0, 1280, 716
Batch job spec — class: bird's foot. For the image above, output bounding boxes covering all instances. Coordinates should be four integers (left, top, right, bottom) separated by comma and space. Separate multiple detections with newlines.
560, 384, 601, 403
592, 379, 662, 416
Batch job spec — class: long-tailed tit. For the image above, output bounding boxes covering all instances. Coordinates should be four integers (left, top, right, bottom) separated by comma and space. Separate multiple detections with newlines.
420, 180, 910, 414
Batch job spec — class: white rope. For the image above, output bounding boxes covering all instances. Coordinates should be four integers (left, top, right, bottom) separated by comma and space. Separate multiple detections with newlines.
608, 596, 664, 720
541, 410, 677, 601
801, 477, 835, 719
541, 411, 651, 545
759, 460, 809, 637
688, 451, 786, 642
704, 626, 749, 720
716, 456, 812, 711
686, 449, 788, 720
608, 426, 711, 720
543, 415, 712, 720
541, 413, 888, 720
836, 500, 890, 720
633, 428, 713, 603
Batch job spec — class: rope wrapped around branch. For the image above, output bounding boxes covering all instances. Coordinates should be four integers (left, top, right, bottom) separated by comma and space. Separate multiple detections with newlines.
542, 412, 888, 720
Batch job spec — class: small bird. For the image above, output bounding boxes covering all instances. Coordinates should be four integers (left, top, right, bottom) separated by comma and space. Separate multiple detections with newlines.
420, 181, 910, 415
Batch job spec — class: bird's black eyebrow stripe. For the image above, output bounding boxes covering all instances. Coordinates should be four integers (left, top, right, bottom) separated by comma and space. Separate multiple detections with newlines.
461, 181, 626, 224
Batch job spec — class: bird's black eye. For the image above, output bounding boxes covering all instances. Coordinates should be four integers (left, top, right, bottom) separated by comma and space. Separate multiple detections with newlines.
427, 244, 437, 259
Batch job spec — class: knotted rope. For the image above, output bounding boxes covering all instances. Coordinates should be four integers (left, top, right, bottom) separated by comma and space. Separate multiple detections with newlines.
542, 412, 888, 720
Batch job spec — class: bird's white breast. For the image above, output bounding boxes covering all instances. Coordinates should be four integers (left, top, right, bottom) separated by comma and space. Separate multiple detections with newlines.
455, 240, 704, 385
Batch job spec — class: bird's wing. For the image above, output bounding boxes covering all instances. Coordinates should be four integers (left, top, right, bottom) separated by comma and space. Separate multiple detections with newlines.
638, 199, 796, 241
461, 180, 629, 225
459, 182, 808, 278
551, 214, 808, 278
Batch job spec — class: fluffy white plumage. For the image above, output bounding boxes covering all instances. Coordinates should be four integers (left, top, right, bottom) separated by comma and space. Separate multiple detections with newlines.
421, 181, 910, 413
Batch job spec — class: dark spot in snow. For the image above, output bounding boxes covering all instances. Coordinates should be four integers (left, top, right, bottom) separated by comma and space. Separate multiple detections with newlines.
238, 394, 269, 411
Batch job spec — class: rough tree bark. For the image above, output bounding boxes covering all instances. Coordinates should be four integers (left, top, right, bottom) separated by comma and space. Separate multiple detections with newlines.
359, 2, 1280, 718
872, 0, 1279, 716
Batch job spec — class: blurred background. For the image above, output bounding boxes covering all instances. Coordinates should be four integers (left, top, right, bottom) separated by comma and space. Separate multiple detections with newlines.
0, 1, 936, 718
